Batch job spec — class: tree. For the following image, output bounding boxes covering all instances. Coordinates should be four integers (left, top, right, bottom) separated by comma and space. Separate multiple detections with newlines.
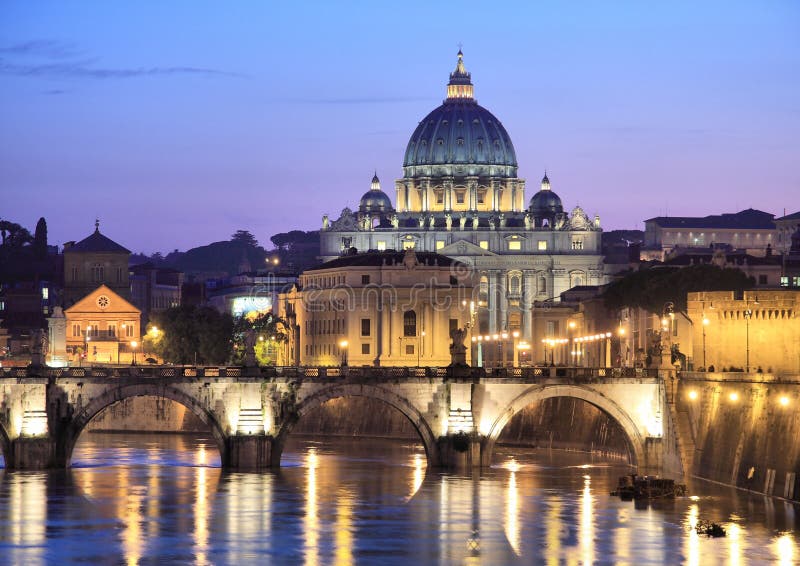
149, 305, 234, 365
231, 312, 289, 365
603, 264, 755, 314
33, 217, 48, 260
0, 220, 32, 248
231, 230, 259, 247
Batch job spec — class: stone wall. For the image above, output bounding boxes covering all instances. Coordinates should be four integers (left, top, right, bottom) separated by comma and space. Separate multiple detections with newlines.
679, 374, 800, 500
86, 397, 206, 432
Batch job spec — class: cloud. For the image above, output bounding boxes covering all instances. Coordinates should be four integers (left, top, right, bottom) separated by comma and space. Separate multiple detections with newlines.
41, 89, 67, 95
0, 39, 243, 80
0, 39, 82, 59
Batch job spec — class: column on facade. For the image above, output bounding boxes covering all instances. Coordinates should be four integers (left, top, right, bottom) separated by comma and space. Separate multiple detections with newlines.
491, 180, 499, 212
522, 270, 535, 341
487, 270, 498, 334
467, 177, 478, 211
499, 270, 509, 331
443, 178, 453, 212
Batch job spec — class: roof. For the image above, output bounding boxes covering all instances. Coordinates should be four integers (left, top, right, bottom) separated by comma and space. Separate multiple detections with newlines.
644, 208, 775, 230
307, 250, 465, 271
67, 228, 130, 254
776, 211, 800, 222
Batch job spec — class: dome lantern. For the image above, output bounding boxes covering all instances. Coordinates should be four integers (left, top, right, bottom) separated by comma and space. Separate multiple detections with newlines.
446, 49, 474, 101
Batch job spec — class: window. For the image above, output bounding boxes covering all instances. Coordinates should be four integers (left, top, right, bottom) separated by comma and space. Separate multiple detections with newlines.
479, 240, 489, 250
0, 300, 4, 311
72, 324, 81, 337
42, 287, 49, 299
403, 310, 417, 337
361, 343, 370, 355
405, 344, 415, 355
571, 238, 583, 250
436, 192, 444, 204
362, 275, 370, 285
361, 318, 371, 337
508, 241, 521, 250
436, 240, 445, 250
108, 324, 116, 337
125, 324, 134, 338
456, 192, 465, 204
538, 240, 547, 251
758, 274, 767, 285
376, 241, 386, 251
449, 275, 457, 285
538, 276, 547, 295
117, 267, 124, 282
402, 240, 415, 250
91, 264, 104, 282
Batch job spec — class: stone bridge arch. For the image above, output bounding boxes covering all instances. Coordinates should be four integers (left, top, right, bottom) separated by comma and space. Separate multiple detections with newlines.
483, 384, 646, 469
59, 384, 228, 467
272, 383, 440, 468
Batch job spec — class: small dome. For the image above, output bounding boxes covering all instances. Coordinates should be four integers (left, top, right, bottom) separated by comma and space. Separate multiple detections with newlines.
529, 189, 564, 216
359, 173, 394, 214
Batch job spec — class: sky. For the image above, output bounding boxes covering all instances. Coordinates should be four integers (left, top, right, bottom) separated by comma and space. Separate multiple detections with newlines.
1, 1, 798, 254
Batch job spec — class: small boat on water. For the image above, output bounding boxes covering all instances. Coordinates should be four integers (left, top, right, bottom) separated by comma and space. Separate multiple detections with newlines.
611, 474, 687, 500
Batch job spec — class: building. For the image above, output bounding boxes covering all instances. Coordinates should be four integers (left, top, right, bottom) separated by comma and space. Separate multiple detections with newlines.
279, 249, 474, 367
687, 290, 800, 375
130, 263, 184, 326
775, 211, 800, 256
320, 51, 605, 344
206, 271, 298, 317
62, 284, 142, 365
663, 247, 782, 287
643, 208, 778, 260
63, 221, 131, 307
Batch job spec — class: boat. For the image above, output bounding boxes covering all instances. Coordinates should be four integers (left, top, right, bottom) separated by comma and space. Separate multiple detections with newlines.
611, 474, 686, 500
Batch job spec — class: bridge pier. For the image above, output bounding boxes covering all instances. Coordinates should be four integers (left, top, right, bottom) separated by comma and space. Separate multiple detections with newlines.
436, 434, 487, 470
4, 438, 58, 470
224, 435, 274, 471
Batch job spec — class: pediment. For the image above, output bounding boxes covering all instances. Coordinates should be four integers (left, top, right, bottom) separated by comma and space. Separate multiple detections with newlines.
438, 239, 498, 257
65, 284, 140, 315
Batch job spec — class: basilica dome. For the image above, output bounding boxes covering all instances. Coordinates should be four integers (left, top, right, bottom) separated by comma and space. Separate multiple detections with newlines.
402, 51, 518, 179
529, 173, 564, 217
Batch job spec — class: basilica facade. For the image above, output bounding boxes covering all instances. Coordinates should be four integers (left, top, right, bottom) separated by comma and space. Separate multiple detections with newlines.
319, 51, 605, 342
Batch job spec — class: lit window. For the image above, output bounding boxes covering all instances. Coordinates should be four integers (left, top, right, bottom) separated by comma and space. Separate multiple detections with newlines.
436, 240, 445, 250
0, 301, 4, 311
479, 240, 489, 250
42, 287, 49, 299
376, 241, 386, 251
508, 241, 521, 250
571, 238, 583, 250
538, 240, 548, 251
402, 241, 415, 250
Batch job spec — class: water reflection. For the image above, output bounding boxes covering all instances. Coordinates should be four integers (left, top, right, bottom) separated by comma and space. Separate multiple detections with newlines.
0, 435, 797, 564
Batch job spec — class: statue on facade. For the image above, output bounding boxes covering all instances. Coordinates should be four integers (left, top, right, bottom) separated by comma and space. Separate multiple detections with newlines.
445, 213, 452, 231
488, 215, 496, 230
459, 214, 467, 230
322, 215, 329, 230
449, 327, 468, 367
429, 215, 436, 229
524, 213, 532, 230
391, 214, 399, 229
472, 214, 479, 230
418, 216, 426, 228
499, 213, 506, 228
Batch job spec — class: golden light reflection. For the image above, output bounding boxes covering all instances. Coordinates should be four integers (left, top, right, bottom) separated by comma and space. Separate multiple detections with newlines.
194, 465, 210, 566
686, 503, 700, 566
776, 533, 795, 566
334, 488, 354, 566
580, 475, 595, 565
614, 507, 631, 563
197, 444, 207, 466
727, 522, 741, 566
304, 448, 320, 566
407, 453, 424, 501
118, 467, 143, 566
9, 473, 46, 564
545, 496, 562, 566
505, 466, 521, 556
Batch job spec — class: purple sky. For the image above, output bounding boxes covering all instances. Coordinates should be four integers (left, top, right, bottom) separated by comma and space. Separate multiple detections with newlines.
2, 1, 799, 254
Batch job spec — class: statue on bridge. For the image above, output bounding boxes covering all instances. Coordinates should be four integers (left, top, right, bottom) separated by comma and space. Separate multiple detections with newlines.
30, 328, 48, 367
449, 327, 468, 367
243, 328, 258, 367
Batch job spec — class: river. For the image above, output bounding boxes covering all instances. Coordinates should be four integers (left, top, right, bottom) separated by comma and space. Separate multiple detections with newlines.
0, 433, 797, 564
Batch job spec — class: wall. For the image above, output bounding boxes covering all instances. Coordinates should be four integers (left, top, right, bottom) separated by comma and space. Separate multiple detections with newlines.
678, 373, 800, 500
86, 397, 206, 432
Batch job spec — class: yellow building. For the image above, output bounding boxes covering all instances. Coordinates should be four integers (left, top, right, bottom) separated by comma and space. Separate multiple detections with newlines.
64, 285, 141, 365
279, 249, 474, 367
687, 290, 800, 374
63, 221, 131, 307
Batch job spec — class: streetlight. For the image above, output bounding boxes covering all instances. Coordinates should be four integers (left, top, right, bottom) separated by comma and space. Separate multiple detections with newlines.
512, 330, 520, 366
339, 339, 348, 367
702, 315, 709, 371
744, 308, 752, 373
130, 340, 138, 365
418, 330, 426, 367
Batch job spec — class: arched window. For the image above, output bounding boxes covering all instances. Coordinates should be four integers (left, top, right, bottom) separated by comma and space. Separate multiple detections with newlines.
538, 276, 547, 296
91, 263, 104, 282
403, 310, 417, 337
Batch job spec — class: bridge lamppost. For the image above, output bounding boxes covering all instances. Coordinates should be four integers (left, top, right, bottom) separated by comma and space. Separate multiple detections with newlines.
702, 315, 709, 371
130, 340, 138, 366
743, 308, 752, 373
339, 339, 348, 367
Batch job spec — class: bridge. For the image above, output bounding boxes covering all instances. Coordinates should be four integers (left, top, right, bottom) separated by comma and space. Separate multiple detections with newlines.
0, 365, 685, 478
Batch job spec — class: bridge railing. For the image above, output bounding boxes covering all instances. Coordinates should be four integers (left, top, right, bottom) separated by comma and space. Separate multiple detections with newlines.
1, 365, 662, 380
